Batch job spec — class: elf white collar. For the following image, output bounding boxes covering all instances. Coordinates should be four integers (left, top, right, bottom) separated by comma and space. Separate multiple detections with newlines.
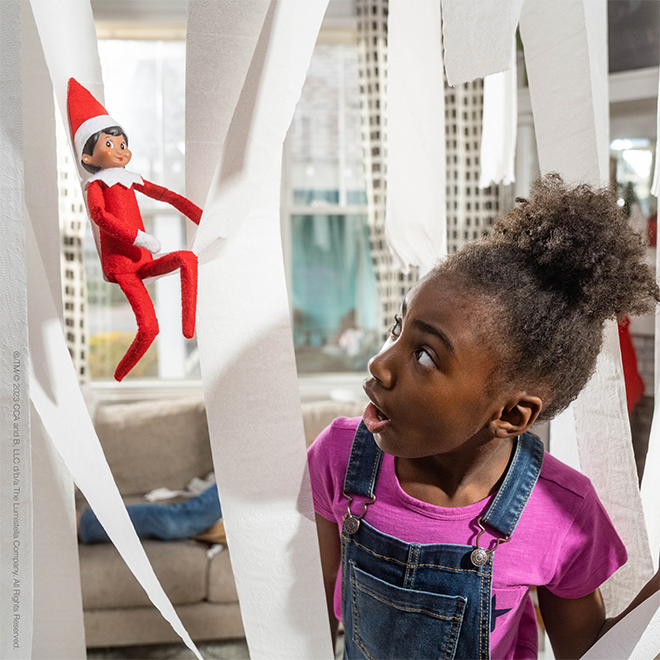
86, 168, 144, 190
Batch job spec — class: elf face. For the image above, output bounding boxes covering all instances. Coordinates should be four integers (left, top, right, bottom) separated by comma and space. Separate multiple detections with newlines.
83, 132, 132, 170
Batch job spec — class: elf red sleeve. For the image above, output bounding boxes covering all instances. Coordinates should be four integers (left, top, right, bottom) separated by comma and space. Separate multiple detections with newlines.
135, 180, 203, 225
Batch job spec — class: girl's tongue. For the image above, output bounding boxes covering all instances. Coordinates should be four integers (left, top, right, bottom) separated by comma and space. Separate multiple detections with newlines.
363, 401, 390, 434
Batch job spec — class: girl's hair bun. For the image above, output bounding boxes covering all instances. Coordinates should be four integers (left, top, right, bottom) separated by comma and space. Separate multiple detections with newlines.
438, 173, 659, 420
491, 173, 657, 321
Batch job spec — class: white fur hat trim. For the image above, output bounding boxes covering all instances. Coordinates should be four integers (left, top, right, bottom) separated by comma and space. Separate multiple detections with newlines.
74, 114, 121, 159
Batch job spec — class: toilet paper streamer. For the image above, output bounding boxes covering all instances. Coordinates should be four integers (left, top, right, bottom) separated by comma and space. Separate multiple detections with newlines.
639, 239, 660, 574
0, 2, 33, 658
441, 0, 525, 86
187, 0, 334, 656
479, 44, 517, 189
26, 0, 202, 654
22, 2, 86, 656
651, 64, 660, 197
27, 208, 202, 660
185, 0, 272, 208
582, 591, 660, 659
520, 0, 653, 617
386, 0, 446, 273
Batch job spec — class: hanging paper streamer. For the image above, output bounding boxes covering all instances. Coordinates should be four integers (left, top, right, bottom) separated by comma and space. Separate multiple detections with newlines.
640, 242, 660, 574
441, 0, 525, 86
185, 0, 272, 209
582, 591, 660, 659
26, 0, 202, 654
574, 322, 654, 613
27, 210, 203, 660
544, 403, 580, 472
27, 235, 86, 660
386, 0, 446, 273
520, 0, 653, 616
22, 0, 62, 313
21, 1, 86, 655
0, 2, 34, 658
478, 43, 517, 189
519, 0, 609, 183
28, 0, 105, 150
30, 412, 86, 660
651, 69, 660, 200
187, 1, 334, 656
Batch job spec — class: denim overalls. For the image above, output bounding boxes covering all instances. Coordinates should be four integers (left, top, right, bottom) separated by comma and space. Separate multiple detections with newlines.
341, 422, 544, 660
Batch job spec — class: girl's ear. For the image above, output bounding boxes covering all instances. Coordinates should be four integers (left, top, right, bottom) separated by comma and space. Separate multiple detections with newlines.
488, 395, 543, 438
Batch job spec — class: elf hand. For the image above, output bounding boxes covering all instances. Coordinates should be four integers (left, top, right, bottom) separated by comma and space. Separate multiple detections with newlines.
133, 230, 161, 254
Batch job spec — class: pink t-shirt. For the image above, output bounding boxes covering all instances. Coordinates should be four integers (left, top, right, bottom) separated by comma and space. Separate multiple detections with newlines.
308, 417, 627, 660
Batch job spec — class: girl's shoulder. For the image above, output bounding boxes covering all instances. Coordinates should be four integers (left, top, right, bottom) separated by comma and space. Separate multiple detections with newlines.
307, 417, 362, 521
538, 451, 593, 496
308, 416, 362, 466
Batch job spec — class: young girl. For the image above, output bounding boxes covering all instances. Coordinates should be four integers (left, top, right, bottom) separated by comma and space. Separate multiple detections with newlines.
308, 174, 660, 659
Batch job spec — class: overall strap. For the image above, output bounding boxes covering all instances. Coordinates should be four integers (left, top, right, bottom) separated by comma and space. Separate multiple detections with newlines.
481, 432, 545, 538
343, 421, 384, 498
343, 422, 544, 541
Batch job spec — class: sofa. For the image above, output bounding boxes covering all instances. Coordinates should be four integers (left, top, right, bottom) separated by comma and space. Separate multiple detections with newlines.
80, 395, 365, 648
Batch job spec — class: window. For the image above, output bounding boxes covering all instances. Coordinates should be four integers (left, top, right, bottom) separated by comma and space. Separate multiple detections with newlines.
284, 40, 379, 374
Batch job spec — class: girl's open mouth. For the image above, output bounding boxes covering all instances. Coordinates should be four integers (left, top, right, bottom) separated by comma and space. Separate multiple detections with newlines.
363, 401, 391, 434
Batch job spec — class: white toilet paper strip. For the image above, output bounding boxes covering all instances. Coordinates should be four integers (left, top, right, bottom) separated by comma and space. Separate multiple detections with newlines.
521, 0, 653, 617
187, 1, 334, 656
30, 411, 86, 660
519, 0, 609, 183
547, 403, 580, 472
441, 0, 525, 87
22, 1, 86, 655
27, 209, 203, 660
575, 321, 654, 614
582, 591, 660, 660
22, 0, 62, 316
479, 44, 517, 189
28, 0, 105, 150
0, 2, 33, 657
26, 0, 202, 654
198, 157, 334, 660
185, 0, 272, 209
651, 67, 660, 196
386, 0, 446, 273
640, 240, 660, 574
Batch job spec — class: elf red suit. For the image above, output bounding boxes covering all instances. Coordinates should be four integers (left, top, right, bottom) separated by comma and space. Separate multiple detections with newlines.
68, 78, 202, 381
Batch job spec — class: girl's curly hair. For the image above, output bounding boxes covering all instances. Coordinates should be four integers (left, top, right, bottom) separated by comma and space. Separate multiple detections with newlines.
437, 173, 659, 420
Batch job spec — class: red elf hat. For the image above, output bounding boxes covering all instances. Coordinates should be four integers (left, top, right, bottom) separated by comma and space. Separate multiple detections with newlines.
68, 78, 121, 159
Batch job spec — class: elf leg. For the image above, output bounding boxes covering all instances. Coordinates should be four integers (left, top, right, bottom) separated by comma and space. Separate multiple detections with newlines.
114, 272, 159, 382
139, 250, 198, 338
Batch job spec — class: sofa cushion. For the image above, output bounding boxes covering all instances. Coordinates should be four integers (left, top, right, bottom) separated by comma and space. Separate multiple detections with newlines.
301, 400, 365, 447
207, 547, 239, 604
84, 602, 244, 647
94, 396, 212, 496
79, 540, 209, 609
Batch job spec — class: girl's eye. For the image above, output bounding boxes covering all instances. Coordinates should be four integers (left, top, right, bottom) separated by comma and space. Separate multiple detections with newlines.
390, 314, 402, 338
416, 348, 435, 368
121, 143, 126, 150
106, 140, 112, 147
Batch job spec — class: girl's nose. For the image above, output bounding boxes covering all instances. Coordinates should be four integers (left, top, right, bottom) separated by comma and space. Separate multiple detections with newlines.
368, 343, 396, 389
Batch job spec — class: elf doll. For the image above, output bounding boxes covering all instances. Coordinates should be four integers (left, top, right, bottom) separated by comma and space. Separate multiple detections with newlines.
67, 78, 202, 381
